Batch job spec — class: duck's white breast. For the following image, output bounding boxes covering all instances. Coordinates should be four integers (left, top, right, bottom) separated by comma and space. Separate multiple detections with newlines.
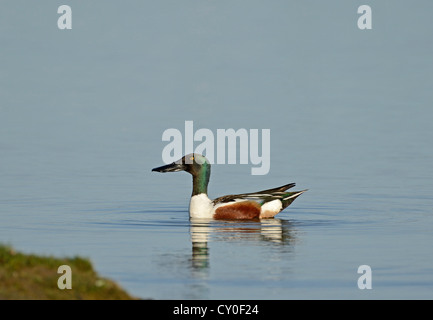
189, 193, 214, 218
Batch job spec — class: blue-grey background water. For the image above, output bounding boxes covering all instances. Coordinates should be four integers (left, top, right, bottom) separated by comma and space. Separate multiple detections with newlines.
1, 1, 432, 299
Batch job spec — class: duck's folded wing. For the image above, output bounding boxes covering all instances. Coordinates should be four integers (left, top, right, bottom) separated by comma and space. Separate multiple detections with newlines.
212, 183, 296, 205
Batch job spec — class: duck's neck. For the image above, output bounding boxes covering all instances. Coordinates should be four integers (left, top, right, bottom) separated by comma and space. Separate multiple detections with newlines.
192, 163, 210, 196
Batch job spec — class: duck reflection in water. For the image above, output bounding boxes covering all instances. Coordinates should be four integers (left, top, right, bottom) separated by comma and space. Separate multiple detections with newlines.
189, 218, 296, 272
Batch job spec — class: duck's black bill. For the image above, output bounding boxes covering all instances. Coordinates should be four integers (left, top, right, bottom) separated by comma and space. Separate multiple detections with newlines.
152, 162, 185, 173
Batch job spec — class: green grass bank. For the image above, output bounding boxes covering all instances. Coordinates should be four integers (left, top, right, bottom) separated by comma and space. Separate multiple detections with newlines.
0, 244, 137, 300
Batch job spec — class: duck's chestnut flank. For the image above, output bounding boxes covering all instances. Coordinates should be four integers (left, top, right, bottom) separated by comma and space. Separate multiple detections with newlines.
214, 201, 261, 220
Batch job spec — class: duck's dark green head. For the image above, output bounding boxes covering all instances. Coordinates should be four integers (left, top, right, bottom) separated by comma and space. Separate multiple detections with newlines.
152, 153, 211, 195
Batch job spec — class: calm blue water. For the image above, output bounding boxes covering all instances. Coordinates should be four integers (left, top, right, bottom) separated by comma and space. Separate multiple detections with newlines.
1, 1, 433, 299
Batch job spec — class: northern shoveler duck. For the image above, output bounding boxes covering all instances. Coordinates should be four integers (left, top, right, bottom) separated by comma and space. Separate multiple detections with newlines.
152, 153, 307, 220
